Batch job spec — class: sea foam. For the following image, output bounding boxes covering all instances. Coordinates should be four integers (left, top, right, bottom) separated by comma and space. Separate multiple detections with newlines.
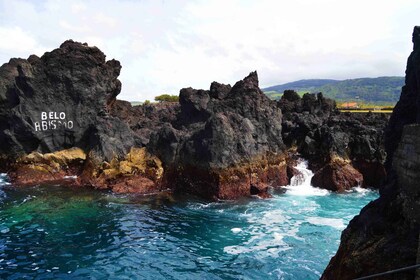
285, 160, 329, 196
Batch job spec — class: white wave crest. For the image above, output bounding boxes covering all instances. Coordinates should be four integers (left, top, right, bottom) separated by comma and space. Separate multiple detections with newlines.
0, 173, 10, 186
285, 161, 329, 196
306, 217, 345, 230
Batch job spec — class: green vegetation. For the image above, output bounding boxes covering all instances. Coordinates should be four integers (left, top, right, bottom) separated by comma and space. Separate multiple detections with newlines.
337, 101, 394, 114
337, 101, 395, 109
263, 77, 404, 105
338, 110, 393, 113
154, 94, 179, 102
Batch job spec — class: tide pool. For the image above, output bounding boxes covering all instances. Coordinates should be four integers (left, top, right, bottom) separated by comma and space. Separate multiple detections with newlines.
0, 163, 378, 279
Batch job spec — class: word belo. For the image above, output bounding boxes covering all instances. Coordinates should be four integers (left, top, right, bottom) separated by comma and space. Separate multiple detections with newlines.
34, 111, 74, 132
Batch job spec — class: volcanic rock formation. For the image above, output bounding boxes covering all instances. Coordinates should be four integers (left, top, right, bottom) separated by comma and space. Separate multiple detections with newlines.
148, 72, 289, 199
0, 40, 137, 161
109, 100, 180, 146
279, 91, 388, 191
0, 40, 162, 192
0, 41, 291, 198
321, 26, 420, 280
0, 39, 390, 200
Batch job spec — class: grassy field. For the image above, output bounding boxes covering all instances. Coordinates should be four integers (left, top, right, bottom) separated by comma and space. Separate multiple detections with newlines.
339, 109, 393, 113
263, 77, 404, 104
337, 101, 394, 113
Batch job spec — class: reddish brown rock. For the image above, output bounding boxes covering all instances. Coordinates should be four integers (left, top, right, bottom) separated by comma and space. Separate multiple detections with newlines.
9, 147, 164, 195
311, 158, 363, 192
111, 176, 158, 194
79, 147, 163, 192
352, 159, 386, 188
163, 154, 288, 200
9, 148, 86, 186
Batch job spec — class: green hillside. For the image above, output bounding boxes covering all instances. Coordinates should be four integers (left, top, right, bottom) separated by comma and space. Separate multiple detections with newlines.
263, 77, 404, 104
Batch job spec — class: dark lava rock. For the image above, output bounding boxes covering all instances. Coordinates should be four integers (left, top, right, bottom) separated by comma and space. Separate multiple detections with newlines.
279, 91, 388, 188
149, 72, 288, 199
322, 26, 420, 280
0, 41, 166, 193
0, 40, 137, 162
385, 26, 420, 170
109, 100, 179, 146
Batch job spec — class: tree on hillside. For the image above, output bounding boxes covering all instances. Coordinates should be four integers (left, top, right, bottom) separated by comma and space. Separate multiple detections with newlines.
154, 94, 179, 102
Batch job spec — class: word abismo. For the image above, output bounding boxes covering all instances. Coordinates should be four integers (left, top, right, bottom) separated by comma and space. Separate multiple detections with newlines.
34, 112, 74, 131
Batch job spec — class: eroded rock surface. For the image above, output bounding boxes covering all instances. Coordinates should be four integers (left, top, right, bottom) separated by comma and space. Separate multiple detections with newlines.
311, 157, 363, 192
0, 40, 161, 192
109, 100, 179, 146
149, 72, 288, 199
0, 41, 290, 199
0, 40, 138, 161
279, 91, 388, 189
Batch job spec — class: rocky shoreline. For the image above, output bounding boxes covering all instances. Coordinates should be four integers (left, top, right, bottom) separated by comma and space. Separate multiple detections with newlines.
321, 26, 420, 280
0, 40, 388, 200
1, 28, 418, 279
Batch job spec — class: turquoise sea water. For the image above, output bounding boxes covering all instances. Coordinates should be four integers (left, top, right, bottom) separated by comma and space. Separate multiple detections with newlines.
0, 162, 378, 279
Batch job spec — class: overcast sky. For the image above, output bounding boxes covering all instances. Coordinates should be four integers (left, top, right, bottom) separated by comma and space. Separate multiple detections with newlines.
0, 0, 419, 101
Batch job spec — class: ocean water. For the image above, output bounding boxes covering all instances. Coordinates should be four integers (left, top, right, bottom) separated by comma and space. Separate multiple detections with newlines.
0, 161, 378, 280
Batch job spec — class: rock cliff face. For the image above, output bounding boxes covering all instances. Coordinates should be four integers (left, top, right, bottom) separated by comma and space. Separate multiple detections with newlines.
0, 40, 137, 162
0, 41, 289, 199
279, 91, 388, 191
322, 26, 420, 280
149, 72, 288, 199
0, 40, 162, 193
0, 39, 390, 200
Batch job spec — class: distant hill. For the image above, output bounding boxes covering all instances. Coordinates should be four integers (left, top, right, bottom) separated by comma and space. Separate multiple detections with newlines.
263, 77, 404, 104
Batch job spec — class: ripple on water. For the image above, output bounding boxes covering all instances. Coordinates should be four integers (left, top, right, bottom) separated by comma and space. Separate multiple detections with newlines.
0, 172, 379, 279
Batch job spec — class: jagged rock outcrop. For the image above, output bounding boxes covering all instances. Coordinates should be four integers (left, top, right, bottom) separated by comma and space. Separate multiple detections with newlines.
0, 40, 162, 192
109, 100, 179, 146
322, 26, 420, 280
0, 40, 137, 161
279, 91, 388, 190
149, 72, 289, 199
0, 38, 388, 200
0, 41, 289, 199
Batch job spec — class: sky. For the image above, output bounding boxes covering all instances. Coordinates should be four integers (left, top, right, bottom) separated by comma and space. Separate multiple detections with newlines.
0, 0, 419, 101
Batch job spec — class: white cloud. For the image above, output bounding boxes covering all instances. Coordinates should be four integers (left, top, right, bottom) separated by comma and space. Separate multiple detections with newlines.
94, 13, 117, 28
0, 26, 47, 59
59, 20, 91, 33
0, 0, 419, 100
0, 26, 37, 52
71, 3, 87, 13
